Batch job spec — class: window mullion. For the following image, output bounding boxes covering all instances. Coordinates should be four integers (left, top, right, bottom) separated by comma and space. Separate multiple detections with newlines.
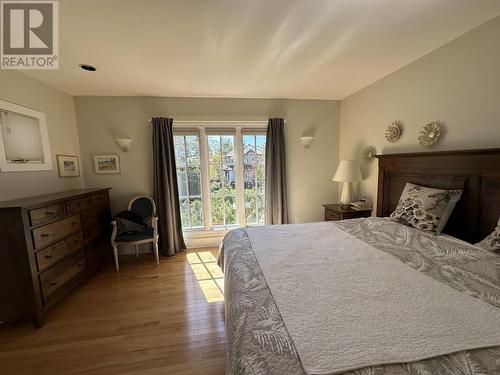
199, 127, 211, 231
234, 127, 245, 227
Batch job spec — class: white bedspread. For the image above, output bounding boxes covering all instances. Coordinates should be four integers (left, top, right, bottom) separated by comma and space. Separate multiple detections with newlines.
246, 222, 500, 375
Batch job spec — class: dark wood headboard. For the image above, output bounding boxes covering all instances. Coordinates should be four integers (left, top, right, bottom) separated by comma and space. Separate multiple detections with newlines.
375, 148, 500, 243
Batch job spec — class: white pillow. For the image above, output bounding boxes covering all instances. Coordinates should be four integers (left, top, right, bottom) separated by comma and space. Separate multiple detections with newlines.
476, 217, 500, 252
390, 183, 462, 235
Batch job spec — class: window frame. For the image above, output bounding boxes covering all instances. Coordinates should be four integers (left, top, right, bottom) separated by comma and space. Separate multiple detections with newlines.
173, 121, 267, 234
241, 131, 267, 225
206, 131, 237, 228
174, 131, 204, 230
0, 99, 52, 172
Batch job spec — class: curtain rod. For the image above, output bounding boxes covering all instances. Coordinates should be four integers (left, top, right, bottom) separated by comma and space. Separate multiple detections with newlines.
147, 119, 286, 124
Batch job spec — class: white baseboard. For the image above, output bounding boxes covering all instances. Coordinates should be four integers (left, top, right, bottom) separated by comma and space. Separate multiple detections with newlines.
116, 230, 226, 254
184, 230, 226, 249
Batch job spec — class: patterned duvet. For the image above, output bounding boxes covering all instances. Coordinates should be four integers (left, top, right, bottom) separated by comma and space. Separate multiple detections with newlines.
218, 217, 500, 375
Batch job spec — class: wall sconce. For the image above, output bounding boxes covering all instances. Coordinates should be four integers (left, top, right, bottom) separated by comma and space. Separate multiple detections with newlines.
300, 136, 314, 149
116, 138, 132, 152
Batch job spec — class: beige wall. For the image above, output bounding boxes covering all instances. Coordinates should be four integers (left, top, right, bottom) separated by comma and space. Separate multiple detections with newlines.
0, 71, 83, 201
339, 16, 500, 211
74, 97, 340, 223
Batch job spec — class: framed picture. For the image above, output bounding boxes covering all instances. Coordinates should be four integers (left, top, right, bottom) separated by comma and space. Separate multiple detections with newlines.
56, 154, 80, 177
0, 99, 52, 172
93, 154, 120, 174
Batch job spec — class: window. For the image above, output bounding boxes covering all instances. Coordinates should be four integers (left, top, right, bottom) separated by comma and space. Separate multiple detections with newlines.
173, 123, 267, 231
174, 134, 203, 229
243, 133, 266, 225
0, 99, 52, 172
208, 134, 237, 227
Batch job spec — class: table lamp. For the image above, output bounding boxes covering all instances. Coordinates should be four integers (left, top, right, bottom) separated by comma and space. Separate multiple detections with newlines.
332, 160, 363, 207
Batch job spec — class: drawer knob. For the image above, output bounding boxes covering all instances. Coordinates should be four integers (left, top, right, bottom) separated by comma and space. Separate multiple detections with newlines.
44, 254, 53, 259
73, 240, 79, 244
46, 211, 55, 215
72, 222, 78, 226
49, 281, 57, 287
41, 233, 50, 238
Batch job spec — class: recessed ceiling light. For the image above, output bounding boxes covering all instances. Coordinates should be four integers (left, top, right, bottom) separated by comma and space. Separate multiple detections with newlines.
79, 64, 96, 72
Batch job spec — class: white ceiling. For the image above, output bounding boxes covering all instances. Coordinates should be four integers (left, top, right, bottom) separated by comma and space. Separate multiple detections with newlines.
23, 0, 500, 99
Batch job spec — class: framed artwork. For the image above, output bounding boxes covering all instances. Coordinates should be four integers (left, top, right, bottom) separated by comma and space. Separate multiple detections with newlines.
93, 154, 120, 174
56, 154, 80, 177
0, 99, 52, 172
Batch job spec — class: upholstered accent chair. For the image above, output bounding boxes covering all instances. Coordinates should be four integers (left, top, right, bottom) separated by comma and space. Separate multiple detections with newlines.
110, 196, 159, 270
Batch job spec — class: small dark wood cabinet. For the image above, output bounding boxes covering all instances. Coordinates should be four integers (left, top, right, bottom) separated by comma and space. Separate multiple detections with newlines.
0, 188, 112, 327
323, 204, 372, 221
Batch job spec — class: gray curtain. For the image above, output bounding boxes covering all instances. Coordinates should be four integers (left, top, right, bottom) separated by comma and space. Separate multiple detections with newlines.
265, 118, 289, 224
152, 117, 186, 256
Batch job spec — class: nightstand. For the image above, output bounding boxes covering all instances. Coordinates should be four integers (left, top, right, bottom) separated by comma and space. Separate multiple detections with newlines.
322, 204, 372, 221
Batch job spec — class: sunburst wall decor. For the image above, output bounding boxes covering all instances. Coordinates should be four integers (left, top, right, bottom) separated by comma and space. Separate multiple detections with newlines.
362, 145, 377, 162
385, 121, 402, 143
418, 122, 441, 146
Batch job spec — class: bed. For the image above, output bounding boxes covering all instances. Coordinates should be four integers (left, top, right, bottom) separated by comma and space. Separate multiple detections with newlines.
219, 148, 500, 375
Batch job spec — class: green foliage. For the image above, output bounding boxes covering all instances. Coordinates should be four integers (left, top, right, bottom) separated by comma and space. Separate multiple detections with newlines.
210, 195, 236, 225
180, 198, 203, 228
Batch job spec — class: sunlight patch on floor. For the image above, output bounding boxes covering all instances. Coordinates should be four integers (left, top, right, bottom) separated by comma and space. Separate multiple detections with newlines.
190, 263, 212, 280
205, 262, 224, 278
198, 251, 217, 263
215, 278, 224, 293
198, 280, 224, 303
187, 252, 202, 264
187, 252, 224, 303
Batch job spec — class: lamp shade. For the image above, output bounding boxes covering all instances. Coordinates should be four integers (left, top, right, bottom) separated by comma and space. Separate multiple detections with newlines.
300, 136, 314, 149
116, 138, 133, 152
332, 160, 362, 182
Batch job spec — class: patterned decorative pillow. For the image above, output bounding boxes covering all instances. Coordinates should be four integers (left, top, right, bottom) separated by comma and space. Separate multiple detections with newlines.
475, 217, 500, 252
390, 183, 462, 234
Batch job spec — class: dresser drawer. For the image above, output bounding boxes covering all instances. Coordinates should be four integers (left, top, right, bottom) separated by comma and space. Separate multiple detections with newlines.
40, 251, 86, 302
343, 210, 372, 220
29, 203, 65, 227
325, 210, 341, 221
32, 215, 82, 249
81, 206, 106, 229
66, 197, 90, 215
90, 192, 107, 207
35, 233, 83, 272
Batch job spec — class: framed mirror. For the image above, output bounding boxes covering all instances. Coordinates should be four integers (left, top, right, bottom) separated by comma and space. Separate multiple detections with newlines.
0, 99, 52, 172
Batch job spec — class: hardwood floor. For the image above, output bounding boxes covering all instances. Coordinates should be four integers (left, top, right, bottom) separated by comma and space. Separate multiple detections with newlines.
0, 248, 226, 375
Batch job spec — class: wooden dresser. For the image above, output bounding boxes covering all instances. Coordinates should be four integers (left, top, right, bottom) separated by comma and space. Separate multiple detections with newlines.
0, 188, 112, 327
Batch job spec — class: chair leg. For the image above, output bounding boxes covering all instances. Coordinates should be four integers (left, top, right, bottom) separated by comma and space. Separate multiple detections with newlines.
113, 244, 119, 271
153, 238, 159, 265
135, 244, 139, 258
